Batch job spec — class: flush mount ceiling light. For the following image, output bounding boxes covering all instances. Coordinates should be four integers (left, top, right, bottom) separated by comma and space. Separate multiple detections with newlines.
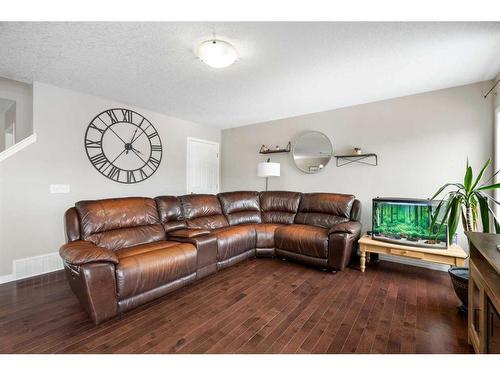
197, 39, 238, 68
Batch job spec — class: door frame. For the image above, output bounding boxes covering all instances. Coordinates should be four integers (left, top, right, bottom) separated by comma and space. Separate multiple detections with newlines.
186, 137, 220, 194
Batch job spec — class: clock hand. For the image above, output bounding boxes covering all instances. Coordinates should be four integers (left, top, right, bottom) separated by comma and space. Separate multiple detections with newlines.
132, 147, 144, 155
131, 148, 148, 164
130, 130, 145, 145
129, 128, 139, 144
108, 126, 128, 145
110, 149, 127, 164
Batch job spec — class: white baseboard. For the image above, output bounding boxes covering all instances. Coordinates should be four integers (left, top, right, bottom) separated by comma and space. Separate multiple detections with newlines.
378, 254, 449, 272
0, 251, 63, 284
0, 273, 15, 284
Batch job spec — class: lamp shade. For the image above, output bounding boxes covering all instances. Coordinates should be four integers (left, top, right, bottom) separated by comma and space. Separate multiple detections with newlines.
258, 162, 280, 177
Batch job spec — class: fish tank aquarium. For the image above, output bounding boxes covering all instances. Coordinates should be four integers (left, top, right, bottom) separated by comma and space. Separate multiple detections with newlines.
372, 198, 448, 249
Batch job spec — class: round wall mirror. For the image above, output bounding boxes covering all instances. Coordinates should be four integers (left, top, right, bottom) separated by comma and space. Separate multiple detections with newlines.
292, 131, 333, 173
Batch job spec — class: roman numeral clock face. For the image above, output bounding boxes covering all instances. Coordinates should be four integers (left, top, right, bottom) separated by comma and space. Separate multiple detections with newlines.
84, 108, 162, 183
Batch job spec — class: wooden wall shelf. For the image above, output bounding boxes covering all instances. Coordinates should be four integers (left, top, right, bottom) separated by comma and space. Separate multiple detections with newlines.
259, 149, 290, 154
259, 142, 291, 154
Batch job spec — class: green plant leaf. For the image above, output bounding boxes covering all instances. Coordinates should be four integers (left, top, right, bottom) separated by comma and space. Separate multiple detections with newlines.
470, 195, 478, 231
430, 183, 464, 200
461, 207, 467, 231
464, 165, 473, 192
477, 182, 500, 191
480, 168, 500, 186
432, 194, 457, 240
447, 196, 461, 242
487, 206, 500, 234
475, 192, 490, 233
471, 159, 491, 191
430, 194, 450, 234
480, 192, 500, 206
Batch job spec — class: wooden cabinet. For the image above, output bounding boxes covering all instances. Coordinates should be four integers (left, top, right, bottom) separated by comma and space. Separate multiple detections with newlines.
466, 232, 500, 354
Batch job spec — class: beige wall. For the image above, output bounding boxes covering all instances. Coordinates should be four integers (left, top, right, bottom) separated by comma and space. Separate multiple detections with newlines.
222, 81, 494, 250
0, 77, 33, 145
0, 82, 220, 277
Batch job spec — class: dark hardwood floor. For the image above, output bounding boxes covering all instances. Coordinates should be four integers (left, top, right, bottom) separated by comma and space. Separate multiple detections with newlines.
0, 258, 472, 354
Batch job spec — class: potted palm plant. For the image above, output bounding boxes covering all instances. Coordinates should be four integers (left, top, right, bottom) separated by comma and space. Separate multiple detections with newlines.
431, 159, 500, 313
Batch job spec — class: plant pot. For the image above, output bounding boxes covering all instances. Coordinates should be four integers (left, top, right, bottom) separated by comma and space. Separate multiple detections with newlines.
448, 266, 469, 314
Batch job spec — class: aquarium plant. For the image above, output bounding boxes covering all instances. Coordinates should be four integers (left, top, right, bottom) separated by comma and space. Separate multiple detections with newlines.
431, 159, 500, 241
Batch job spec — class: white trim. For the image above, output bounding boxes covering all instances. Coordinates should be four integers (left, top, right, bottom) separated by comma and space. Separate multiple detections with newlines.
186, 136, 220, 194
0, 251, 63, 284
0, 132, 37, 162
378, 254, 449, 272
0, 273, 15, 284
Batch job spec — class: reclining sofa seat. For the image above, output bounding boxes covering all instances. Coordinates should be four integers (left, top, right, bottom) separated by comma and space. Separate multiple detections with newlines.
256, 191, 302, 256
59, 197, 198, 324
178, 193, 257, 269
59, 191, 361, 325
275, 193, 362, 271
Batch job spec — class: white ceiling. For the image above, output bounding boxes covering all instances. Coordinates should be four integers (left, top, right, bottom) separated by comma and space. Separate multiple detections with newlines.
0, 22, 499, 128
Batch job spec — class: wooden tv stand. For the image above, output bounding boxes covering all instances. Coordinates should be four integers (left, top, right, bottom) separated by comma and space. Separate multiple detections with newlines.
358, 235, 467, 272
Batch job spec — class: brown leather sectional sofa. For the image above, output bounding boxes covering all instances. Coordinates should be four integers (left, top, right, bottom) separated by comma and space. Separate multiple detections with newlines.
59, 191, 362, 324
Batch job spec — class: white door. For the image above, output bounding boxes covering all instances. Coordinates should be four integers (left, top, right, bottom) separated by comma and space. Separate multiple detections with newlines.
187, 137, 220, 194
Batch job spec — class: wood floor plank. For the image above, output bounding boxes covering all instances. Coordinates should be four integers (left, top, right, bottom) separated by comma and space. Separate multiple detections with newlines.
199, 265, 311, 353
297, 270, 358, 352
0, 259, 472, 354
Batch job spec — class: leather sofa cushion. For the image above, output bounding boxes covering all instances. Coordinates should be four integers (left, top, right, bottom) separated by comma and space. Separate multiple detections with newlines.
260, 191, 301, 224
275, 224, 329, 258
254, 223, 284, 248
155, 196, 187, 232
294, 193, 354, 228
180, 194, 229, 229
210, 225, 256, 261
116, 240, 183, 258
86, 224, 166, 251
76, 197, 160, 238
115, 242, 197, 299
168, 228, 211, 238
218, 191, 262, 226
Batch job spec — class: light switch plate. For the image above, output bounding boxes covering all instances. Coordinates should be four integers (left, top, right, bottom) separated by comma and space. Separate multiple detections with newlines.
50, 184, 70, 194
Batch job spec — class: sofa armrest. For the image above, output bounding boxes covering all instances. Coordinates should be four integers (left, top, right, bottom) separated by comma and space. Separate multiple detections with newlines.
59, 240, 119, 266
328, 221, 362, 236
327, 221, 362, 271
169, 228, 211, 238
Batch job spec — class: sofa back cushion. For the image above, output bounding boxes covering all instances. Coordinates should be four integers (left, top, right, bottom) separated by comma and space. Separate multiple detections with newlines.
180, 194, 229, 229
75, 197, 165, 251
218, 191, 262, 226
294, 193, 355, 228
154, 196, 187, 232
260, 191, 302, 224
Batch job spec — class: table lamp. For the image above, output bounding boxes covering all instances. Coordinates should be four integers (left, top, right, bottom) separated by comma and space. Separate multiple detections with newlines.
257, 158, 280, 191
